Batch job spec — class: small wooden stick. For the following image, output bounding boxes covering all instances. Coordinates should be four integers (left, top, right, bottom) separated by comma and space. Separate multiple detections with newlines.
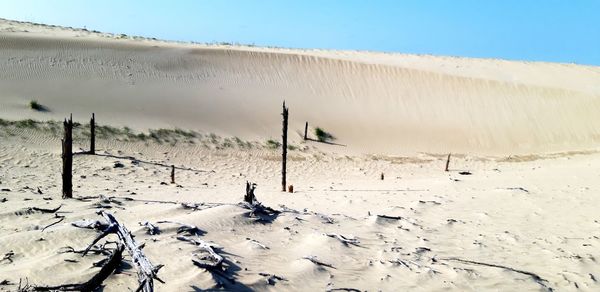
445, 153, 451, 172
170, 165, 175, 184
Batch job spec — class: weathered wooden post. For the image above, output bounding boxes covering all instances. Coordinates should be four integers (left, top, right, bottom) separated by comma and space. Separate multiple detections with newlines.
90, 113, 95, 154
170, 165, 175, 184
304, 121, 308, 140
281, 101, 289, 192
62, 114, 73, 199
445, 153, 451, 172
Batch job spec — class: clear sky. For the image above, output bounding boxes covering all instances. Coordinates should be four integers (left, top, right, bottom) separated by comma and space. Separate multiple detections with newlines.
0, 0, 599, 65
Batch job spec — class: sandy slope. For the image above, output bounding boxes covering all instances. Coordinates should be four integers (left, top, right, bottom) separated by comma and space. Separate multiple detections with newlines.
2, 18, 600, 155
1, 125, 599, 291
1, 18, 600, 292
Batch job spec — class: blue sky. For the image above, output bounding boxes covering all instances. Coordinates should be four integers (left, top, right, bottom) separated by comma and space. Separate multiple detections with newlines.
1, 0, 599, 65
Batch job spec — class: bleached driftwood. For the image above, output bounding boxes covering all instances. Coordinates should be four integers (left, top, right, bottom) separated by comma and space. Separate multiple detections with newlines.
34, 244, 124, 291
59, 245, 112, 256
246, 238, 269, 249
101, 212, 163, 291
71, 219, 108, 230
79, 211, 163, 292
177, 236, 224, 270
156, 220, 204, 236
325, 233, 359, 246
317, 213, 335, 224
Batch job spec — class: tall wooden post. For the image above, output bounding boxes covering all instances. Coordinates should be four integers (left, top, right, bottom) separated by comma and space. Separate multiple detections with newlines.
304, 121, 308, 140
62, 114, 73, 199
90, 113, 95, 154
445, 153, 451, 172
281, 101, 289, 192
170, 165, 175, 184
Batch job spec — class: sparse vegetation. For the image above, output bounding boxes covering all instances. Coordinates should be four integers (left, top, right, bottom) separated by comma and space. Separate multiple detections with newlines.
0, 118, 262, 151
15, 119, 39, 128
315, 127, 335, 142
266, 139, 281, 149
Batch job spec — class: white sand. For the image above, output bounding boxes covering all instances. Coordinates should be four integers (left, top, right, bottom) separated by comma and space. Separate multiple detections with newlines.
1, 18, 600, 291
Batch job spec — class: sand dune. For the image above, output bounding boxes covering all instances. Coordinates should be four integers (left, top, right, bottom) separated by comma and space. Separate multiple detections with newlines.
1, 18, 600, 155
2, 18, 600, 291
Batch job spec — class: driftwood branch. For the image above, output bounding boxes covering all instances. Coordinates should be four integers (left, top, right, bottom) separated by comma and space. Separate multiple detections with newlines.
177, 236, 223, 270
139, 221, 160, 235
1, 251, 15, 263
73, 212, 162, 291
325, 233, 360, 246
41, 214, 66, 232
246, 238, 269, 249
34, 244, 124, 291
99, 212, 163, 290
71, 219, 108, 230
32, 205, 63, 213
156, 220, 204, 236
302, 256, 335, 269
437, 257, 553, 291
258, 273, 287, 285
377, 214, 403, 220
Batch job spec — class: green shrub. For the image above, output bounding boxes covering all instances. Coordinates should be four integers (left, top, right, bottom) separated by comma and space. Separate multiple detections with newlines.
29, 100, 46, 111
315, 127, 335, 142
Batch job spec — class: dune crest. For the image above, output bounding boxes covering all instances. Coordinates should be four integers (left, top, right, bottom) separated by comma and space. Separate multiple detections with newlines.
1, 18, 600, 155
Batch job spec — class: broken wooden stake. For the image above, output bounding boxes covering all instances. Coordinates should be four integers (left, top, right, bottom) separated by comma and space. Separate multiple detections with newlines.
445, 153, 451, 172
62, 114, 73, 199
380, 172, 384, 180
170, 165, 175, 184
304, 121, 308, 140
241, 182, 280, 221
281, 101, 289, 192
90, 113, 96, 154
245, 181, 256, 204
